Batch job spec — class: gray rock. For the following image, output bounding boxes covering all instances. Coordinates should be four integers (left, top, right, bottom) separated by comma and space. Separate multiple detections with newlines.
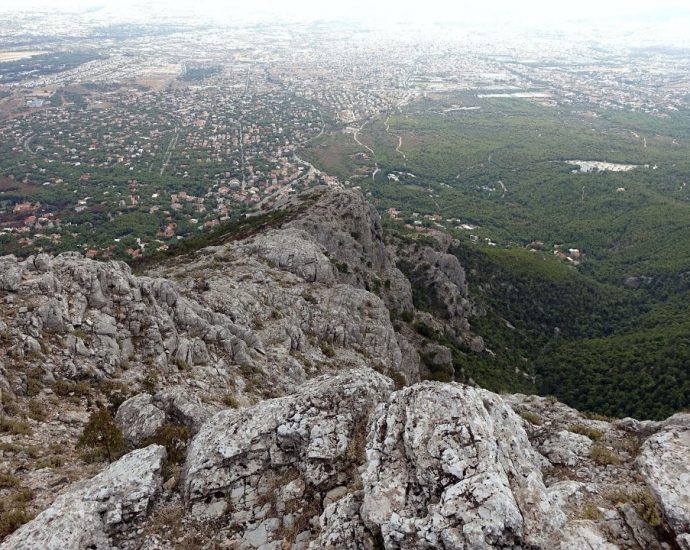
153, 386, 214, 433
360, 382, 565, 548
557, 521, 618, 549
0, 256, 22, 291
0, 445, 166, 550
183, 368, 392, 546
637, 425, 690, 545
539, 430, 593, 466
115, 394, 166, 445
244, 228, 337, 284
310, 492, 377, 549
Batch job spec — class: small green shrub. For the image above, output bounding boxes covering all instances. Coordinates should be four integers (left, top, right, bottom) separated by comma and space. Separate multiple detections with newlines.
320, 342, 335, 358
141, 370, 159, 393
27, 400, 47, 422
0, 417, 32, 436
590, 445, 620, 466
77, 408, 126, 463
578, 502, 603, 521
631, 489, 662, 526
567, 424, 603, 441
519, 411, 543, 426
400, 310, 414, 323
143, 424, 191, 478
0, 508, 32, 540
0, 472, 19, 489
222, 394, 239, 409
414, 322, 434, 338
174, 357, 191, 371
0, 486, 34, 538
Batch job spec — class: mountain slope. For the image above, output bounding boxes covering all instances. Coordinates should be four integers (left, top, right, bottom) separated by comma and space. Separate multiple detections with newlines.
0, 187, 688, 548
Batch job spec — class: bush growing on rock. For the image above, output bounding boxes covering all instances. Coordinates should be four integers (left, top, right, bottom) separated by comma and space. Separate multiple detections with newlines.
76, 408, 126, 463
143, 423, 190, 470
590, 445, 621, 466
567, 424, 603, 441
0, 487, 34, 540
519, 410, 543, 425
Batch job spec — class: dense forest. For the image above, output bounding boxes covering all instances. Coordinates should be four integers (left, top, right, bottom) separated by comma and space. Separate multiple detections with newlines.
303, 94, 690, 419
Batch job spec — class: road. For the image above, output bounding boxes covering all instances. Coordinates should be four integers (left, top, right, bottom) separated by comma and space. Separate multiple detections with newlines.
23, 134, 36, 155
159, 127, 179, 176
352, 120, 379, 181
384, 115, 407, 162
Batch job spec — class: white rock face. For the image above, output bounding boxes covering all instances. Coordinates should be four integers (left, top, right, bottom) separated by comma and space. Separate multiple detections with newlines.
539, 430, 593, 466
242, 228, 337, 284
359, 382, 565, 548
115, 393, 166, 445
1, 445, 166, 550
183, 368, 393, 548
637, 425, 690, 546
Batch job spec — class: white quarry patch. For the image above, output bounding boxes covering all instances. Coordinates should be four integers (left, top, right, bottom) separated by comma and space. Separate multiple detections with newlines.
565, 160, 648, 173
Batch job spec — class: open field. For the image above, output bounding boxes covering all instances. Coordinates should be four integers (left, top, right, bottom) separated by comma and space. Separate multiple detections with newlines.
0, 51, 47, 62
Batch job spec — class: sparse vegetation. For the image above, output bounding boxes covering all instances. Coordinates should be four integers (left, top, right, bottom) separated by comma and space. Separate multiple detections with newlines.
631, 489, 662, 526
222, 394, 239, 409
590, 445, 621, 466
320, 342, 335, 358
518, 410, 543, 426
577, 502, 603, 521
141, 370, 159, 393
143, 423, 191, 478
77, 408, 126, 463
0, 416, 32, 436
174, 357, 191, 371
567, 424, 604, 441
413, 321, 435, 339
0, 487, 34, 539
0, 473, 20, 489
54, 379, 92, 400
605, 488, 662, 526
26, 400, 47, 422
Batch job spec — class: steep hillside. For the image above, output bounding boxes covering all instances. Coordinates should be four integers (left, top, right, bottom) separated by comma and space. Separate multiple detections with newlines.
0, 187, 688, 548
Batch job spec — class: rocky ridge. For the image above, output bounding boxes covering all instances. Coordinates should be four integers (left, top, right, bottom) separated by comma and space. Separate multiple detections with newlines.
0, 187, 688, 548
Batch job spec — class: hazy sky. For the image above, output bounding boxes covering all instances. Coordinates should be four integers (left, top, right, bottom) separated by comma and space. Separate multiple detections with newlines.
7, 0, 690, 31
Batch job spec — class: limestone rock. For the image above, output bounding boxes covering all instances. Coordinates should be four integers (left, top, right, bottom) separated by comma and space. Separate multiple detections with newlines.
1, 445, 166, 550
114, 393, 166, 445
637, 425, 690, 545
539, 430, 593, 467
183, 368, 393, 547
360, 382, 565, 548
243, 228, 337, 284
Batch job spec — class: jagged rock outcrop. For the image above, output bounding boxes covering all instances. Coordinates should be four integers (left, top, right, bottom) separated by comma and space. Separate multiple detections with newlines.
359, 383, 564, 548
637, 424, 690, 548
115, 387, 214, 445
183, 368, 392, 548
1, 445, 165, 550
1, 187, 688, 549
286, 187, 414, 314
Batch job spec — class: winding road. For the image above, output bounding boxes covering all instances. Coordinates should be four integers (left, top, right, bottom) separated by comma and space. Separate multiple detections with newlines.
352, 120, 379, 181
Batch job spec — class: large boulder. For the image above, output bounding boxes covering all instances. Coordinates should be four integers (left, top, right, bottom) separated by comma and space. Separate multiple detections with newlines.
637, 425, 690, 547
359, 382, 565, 548
1, 445, 166, 550
114, 393, 166, 445
183, 368, 393, 548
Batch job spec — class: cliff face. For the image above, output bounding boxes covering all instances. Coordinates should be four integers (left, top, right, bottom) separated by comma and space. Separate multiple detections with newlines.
0, 187, 688, 549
